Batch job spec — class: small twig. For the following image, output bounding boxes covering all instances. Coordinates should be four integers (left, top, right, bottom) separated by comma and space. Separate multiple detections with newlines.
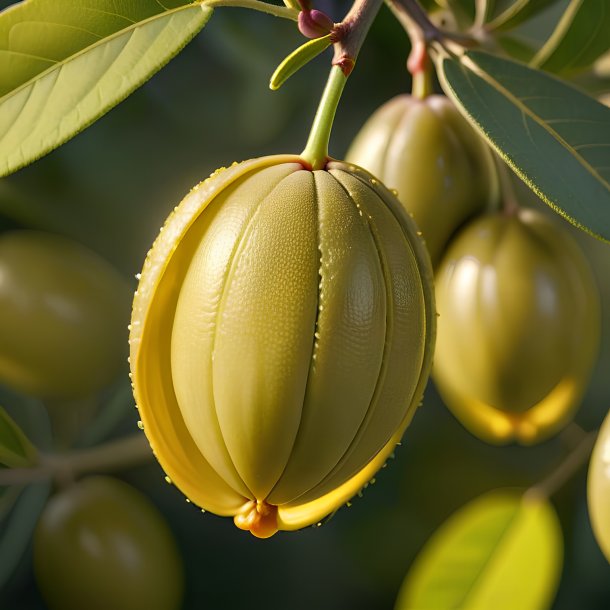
331, 0, 384, 74
204, 0, 299, 20
0, 434, 152, 487
387, 0, 476, 48
526, 429, 598, 501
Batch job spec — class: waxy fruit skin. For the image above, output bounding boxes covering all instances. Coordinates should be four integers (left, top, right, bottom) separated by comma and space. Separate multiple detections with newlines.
346, 94, 494, 266
33, 476, 184, 610
433, 208, 600, 445
129, 155, 435, 537
0, 230, 130, 399
588, 409, 610, 563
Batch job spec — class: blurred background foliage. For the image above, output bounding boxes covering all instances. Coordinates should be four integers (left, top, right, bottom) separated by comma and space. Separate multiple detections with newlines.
0, 0, 608, 608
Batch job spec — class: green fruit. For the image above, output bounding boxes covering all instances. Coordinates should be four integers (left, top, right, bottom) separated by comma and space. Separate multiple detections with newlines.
588, 409, 610, 563
433, 208, 600, 444
33, 476, 184, 610
0, 231, 131, 399
346, 94, 495, 266
130, 155, 436, 537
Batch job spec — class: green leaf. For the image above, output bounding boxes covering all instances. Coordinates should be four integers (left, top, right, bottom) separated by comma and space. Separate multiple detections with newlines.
0, 406, 37, 468
0, 0, 214, 178
269, 34, 332, 91
437, 50, 610, 241
395, 490, 563, 610
76, 380, 134, 447
487, 0, 558, 32
531, 0, 610, 74
439, 0, 476, 26
0, 481, 51, 590
496, 35, 537, 63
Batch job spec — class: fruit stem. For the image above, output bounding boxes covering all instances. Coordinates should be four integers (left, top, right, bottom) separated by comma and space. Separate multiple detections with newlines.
204, 0, 299, 20
301, 65, 347, 170
493, 154, 521, 216
408, 39, 434, 98
525, 428, 598, 501
0, 434, 152, 486
301, 0, 383, 169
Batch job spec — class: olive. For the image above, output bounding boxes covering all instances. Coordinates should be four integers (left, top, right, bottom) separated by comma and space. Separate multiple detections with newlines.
33, 476, 184, 610
346, 94, 495, 266
129, 155, 436, 536
433, 208, 600, 444
0, 231, 131, 399
588, 409, 610, 563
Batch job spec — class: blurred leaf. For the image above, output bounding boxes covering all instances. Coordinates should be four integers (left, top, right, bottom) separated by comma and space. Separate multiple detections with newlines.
487, 0, 558, 31
530, 0, 610, 74
0, 387, 52, 452
0, 0, 213, 178
496, 34, 537, 62
76, 380, 134, 448
0, 485, 21, 522
0, 406, 37, 468
395, 490, 563, 610
438, 0, 476, 26
0, 481, 50, 589
437, 50, 610, 241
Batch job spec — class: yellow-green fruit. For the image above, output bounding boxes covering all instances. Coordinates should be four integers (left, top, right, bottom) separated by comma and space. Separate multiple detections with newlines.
0, 231, 131, 399
33, 476, 184, 610
588, 409, 610, 563
130, 155, 435, 537
346, 94, 494, 266
433, 208, 599, 444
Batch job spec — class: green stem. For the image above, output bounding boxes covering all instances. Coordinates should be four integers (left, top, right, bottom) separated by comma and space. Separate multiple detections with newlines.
205, 0, 299, 20
300, 66, 348, 170
493, 153, 520, 216
525, 429, 598, 501
0, 434, 152, 486
300, 0, 383, 169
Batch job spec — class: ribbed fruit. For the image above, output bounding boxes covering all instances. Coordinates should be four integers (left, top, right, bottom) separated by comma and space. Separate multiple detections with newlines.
129, 155, 435, 537
0, 230, 130, 399
588, 409, 610, 563
346, 94, 494, 266
433, 208, 599, 444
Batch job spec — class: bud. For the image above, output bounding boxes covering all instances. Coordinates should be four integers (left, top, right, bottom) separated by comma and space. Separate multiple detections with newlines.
298, 9, 334, 39
433, 208, 600, 444
130, 155, 435, 537
346, 95, 494, 266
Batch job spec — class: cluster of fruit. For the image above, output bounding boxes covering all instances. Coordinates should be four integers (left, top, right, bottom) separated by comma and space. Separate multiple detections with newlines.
0, 232, 184, 609
128, 86, 606, 546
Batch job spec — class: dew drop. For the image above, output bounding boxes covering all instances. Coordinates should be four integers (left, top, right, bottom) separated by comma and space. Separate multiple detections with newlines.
137, 420, 144, 430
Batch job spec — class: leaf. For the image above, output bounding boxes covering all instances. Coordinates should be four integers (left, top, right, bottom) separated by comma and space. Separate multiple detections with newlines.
0, 387, 52, 451
76, 380, 134, 447
531, 0, 610, 74
496, 35, 537, 63
0, 481, 51, 590
437, 49, 610, 241
0, 406, 37, 468
0, 0, 214, 178
395, 490, 563, 610
269, 34, 332, 91
487, 0, 558, 32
